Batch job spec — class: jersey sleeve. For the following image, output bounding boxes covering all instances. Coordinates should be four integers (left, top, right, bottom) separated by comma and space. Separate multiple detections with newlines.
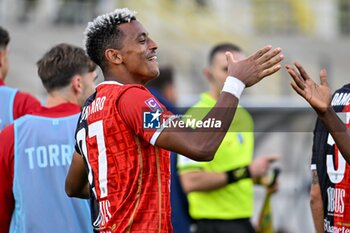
0, 124, 15, 232
117, 86, 175, 145
74, 114, 84, 156
75, 143, 82, 155
311, 118, 326, 171
13, 91, 41, 119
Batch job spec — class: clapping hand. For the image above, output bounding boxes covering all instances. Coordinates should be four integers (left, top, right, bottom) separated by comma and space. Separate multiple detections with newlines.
286, 62, 332, 114
226, 45, 284, 87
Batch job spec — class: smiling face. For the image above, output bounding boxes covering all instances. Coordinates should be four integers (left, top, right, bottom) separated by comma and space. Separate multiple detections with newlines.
117, 20, 159, 84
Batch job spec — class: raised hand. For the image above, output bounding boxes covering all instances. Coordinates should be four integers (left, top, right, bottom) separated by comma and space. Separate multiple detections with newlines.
285, 62, 332, 114
226, 45, 284, 87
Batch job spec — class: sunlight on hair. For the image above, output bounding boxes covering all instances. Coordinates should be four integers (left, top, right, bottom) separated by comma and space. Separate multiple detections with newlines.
84, 8, 137, 39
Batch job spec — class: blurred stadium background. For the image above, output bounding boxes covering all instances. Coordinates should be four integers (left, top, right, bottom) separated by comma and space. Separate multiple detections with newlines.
2, 0, 350, 232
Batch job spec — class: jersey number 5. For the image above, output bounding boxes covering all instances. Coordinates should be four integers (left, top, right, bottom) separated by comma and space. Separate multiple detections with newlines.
326, 134, 346, 184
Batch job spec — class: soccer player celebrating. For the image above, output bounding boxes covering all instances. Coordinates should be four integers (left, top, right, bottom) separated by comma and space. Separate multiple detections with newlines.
65, 8, 284, 233
286, 63, 350, 162
286, 63, 350, 233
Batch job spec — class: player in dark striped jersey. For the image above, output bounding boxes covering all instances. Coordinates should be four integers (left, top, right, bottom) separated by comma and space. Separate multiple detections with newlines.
286, 62, 350, 233
65, 8, 284, 233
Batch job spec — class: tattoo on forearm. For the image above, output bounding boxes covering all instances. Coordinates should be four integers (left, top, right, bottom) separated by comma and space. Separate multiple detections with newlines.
312, 171, 319, 184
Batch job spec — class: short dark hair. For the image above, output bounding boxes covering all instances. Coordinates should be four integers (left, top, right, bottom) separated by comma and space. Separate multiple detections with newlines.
37, 43, 96, 92
84, 8, 136, 69
208, 43, 242, 64
147, 66, 174, 90
0, 26, 10, 49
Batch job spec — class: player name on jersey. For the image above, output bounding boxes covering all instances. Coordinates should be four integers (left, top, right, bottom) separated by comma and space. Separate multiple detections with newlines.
332, 92, 350, 106
80, 96, 106, 122
25, 144, 73, 169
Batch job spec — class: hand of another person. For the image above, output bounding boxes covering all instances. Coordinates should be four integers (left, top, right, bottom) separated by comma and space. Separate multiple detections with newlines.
248, 155, 279, 179
286, 62, 332, 114
226, 45, 284, 87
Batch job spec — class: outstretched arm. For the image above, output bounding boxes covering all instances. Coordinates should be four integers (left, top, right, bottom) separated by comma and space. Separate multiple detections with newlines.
156, 45, 284, 161
179, 155, 278, 193
286, 62, 350, 163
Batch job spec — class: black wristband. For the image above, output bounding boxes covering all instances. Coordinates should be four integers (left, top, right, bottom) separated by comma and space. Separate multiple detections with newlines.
226, 166, 251, 184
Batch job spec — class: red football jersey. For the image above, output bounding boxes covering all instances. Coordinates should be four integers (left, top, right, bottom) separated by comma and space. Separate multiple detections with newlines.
333, 103, 350, 231
75, 81, 173, 233
312, 84, 350, 232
